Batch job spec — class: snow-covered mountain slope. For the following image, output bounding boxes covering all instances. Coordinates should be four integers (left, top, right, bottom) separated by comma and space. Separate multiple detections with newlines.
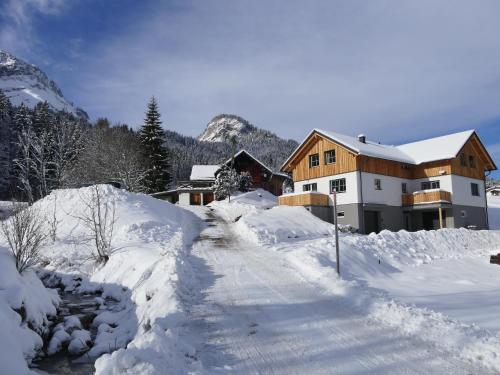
198, 114, 256, 142
0, 50, 87, 119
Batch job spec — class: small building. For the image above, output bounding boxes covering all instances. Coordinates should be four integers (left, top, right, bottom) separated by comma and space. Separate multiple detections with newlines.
153, 149, 291, 206
279, 129, 496, 233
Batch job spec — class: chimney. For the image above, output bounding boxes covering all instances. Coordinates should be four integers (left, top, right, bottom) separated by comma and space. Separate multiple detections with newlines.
358, 134, 366, 143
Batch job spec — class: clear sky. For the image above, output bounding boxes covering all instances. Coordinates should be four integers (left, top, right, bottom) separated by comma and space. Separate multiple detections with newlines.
1, 0, 499, 177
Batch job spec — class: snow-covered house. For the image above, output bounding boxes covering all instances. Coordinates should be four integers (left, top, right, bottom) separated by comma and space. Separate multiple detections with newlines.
153, 149, 291, 206
279, 129, 497, 233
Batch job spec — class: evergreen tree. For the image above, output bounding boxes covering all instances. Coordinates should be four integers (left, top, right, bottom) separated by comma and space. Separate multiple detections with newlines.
139, 97, 171, 193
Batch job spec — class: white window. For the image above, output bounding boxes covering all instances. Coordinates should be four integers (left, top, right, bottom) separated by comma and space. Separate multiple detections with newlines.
421, 180, 440, 190
401, 182, 408, 194
337, 211, 345, 218
309, 154, 319, 168
471, 183, 480, 196
324, 150, 336, 164
330, 178, 346, 193
303, 183, 317, 192
374, 178, 382, 190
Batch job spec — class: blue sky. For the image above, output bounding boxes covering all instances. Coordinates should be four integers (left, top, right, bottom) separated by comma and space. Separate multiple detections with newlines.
1, 0, 499, 177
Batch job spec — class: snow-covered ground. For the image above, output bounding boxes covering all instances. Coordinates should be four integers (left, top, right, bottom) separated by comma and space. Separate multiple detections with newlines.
489, 194, 500, 229
3, 187, 500, 374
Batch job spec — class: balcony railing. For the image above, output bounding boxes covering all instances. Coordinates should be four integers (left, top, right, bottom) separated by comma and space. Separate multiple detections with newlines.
278, 192, 330, 206
402, 189, 452, 206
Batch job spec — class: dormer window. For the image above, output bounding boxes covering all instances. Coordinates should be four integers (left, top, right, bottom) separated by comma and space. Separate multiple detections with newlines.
459, 153, 466, 167
469, 155, 476, 168
309, 153, 319, 168
324, 150, 336, 164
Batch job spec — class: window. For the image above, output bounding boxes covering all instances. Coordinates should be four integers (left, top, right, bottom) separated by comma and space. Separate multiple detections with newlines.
330, 178, 346, 193
303, 183, 317, 192
401, 182, 408, 194
461, 210, 467, 218
324, 150, 336, 164
471, 183, 480, 196
460, 153, 466, 167
337, 211, 345, 218
374, 178, 382, 190
309, 153, 319, 168
469, 155, 476, 168
421, 180, 440, 190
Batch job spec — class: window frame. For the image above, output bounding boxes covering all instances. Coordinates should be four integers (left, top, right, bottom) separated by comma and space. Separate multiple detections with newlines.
324, 149, 336, 165
421, 180, 440, 190
460, 153, 466, 167
401, 182, 408, 194
469, 155, 476, 168
330, 178, 346, 193
374, 178, 382, 191
309, 153, 320, 168
471, 182, 480, 197
337, 211, 345, 218
303, 183, 318, 192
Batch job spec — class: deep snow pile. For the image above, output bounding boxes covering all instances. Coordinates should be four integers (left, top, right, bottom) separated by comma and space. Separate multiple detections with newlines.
488, 194, 500, 229
34, 186, 204, 374
0, 238, 59, 374
232, 203, 500, 371
209, 189, 277, 221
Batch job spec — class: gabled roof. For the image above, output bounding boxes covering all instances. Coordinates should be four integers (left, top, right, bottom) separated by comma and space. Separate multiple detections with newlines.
224, 149, 273, 173
190, 165, 220, 181
281, 128, 497, 171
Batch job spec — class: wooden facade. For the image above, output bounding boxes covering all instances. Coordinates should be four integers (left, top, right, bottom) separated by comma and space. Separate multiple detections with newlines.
278, 192, 329, 207
402, 190, 452, 206
286, 134, 358, 182
283, 131, 495, 183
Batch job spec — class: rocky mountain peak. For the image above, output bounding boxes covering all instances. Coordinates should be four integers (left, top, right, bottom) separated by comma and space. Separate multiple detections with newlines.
198, 114, 256, 142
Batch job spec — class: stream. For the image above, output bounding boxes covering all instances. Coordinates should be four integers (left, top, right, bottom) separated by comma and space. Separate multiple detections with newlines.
31, 290, 118, 375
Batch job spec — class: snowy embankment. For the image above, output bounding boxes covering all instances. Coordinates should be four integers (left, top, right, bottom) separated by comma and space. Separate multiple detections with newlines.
34, 186, 204, 374
236, 203, 500, 372
209, 189, 277, 221
489, 194, 500, 229
0, 232, 59, 374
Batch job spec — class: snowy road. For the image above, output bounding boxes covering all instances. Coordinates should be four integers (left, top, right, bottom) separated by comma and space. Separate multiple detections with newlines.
187, 208, 496, 374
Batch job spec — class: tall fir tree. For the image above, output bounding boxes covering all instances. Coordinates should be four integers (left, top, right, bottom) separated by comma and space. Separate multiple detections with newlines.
139, 97, 171, 193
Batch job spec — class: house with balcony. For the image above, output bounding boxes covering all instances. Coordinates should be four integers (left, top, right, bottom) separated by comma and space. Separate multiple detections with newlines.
279, 129, 497, 233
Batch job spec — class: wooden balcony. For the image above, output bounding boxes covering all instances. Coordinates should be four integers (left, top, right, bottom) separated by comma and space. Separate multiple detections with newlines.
402, 189, 452, 207
278, 192, 329, 207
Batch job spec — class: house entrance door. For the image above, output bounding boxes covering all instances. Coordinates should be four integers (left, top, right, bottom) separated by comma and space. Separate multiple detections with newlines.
364, 210, 380, 234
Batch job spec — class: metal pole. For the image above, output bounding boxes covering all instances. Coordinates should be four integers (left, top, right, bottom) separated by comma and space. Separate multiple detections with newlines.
333, 190, 340, 276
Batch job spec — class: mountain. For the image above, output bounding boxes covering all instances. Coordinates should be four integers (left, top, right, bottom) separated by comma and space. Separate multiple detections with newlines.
0, 50, 87, 119
167, 114, 298, 185
198, 114, 256, 142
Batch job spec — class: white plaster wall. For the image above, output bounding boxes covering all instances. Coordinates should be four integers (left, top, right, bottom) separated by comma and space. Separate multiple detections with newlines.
179, 192, 191, 206
360, 172, 409, 206
451, 175, 486, 207
293, 171, 360, 205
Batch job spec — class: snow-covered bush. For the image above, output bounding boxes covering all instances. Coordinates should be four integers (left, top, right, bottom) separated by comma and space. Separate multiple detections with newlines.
0, 203, 47, 273
75, 185, 116, 264
213, 165, 240, 200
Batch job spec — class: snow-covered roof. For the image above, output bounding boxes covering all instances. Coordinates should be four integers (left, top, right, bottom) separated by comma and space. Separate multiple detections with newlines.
395, 130, 475, 164
282, 128, 487, 170
190, 165, 220, 181
224, 150, 273, 173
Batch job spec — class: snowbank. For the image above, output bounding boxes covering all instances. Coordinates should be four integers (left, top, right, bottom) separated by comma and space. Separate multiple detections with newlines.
209, 189, 277, 221
237, 205, 335, 245
34, 186, 204, 374
488, 194, 500, 229
0, 244, 59, 374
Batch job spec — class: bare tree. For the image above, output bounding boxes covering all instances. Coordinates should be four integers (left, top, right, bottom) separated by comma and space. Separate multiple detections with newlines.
48, 193, 60, 242
77, 185, 116, 264
14, 128, 35, 203
0, 203, 47, 273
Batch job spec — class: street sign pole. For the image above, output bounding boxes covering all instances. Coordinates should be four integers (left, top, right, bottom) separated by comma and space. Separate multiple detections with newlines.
333, 189, 340, 276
